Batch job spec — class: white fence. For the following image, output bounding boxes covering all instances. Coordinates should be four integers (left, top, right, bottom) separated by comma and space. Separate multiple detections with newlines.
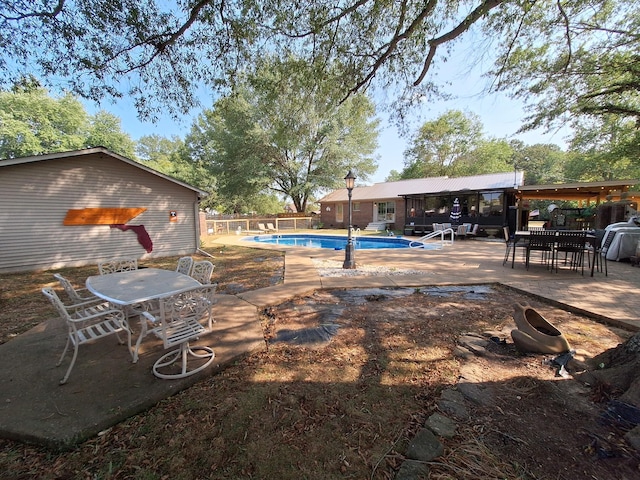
205, 217, 313, 235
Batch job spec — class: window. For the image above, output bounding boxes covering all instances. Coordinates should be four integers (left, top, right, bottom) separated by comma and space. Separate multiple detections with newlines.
479, 192, 503, 217
377, 202, 395, 221
424, 197, 448, 215
336, 204, 344, 222
353, 202, 360, 211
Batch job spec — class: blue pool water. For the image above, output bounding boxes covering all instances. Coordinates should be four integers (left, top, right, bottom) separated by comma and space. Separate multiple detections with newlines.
244, 234, 424, 250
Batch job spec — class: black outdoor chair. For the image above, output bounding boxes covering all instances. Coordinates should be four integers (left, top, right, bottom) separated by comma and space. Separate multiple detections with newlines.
554, 231, 587, 274
525, 231, 556, 270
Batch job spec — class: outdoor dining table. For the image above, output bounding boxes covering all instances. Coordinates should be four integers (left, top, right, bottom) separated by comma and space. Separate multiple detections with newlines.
511, 230, 596, 274
86, 267, 201, 306
86, 267, 203, 361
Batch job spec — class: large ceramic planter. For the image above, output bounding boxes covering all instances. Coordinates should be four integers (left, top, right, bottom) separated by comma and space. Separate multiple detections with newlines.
511, 302, 571, 354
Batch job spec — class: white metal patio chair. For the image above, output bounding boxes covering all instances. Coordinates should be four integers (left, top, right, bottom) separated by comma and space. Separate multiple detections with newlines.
139, 285, 217, 379
190, 260, 215, 284
176, 256, 194, 275
42, 287, 133, 385
53, 273, 100, 303
98, 258, 138, 275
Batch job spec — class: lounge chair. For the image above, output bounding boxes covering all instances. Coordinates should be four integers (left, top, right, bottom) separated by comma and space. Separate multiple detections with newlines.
267, 222, 278, 232
467, 224, 479, 238
258, 223, 269, 234
454, 224, 468, 239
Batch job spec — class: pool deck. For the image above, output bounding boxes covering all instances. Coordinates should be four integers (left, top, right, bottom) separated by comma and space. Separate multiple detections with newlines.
1, 233, 638, 449
228, 233, 640, 330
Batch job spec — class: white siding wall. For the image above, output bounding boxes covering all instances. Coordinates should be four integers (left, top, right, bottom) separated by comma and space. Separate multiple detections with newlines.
0, 153, 200, 272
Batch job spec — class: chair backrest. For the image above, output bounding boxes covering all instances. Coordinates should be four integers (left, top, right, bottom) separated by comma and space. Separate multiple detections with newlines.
470, 224, 479, 235
191, 260, 215, 284
433, 223, 443, 231
556, 231, 586, 249
601, 229, 617, 253
267, 223, 277, 230
502, 226, 510, 243
258, 223, 267, 231
42, 287, 72, 322
456, 225, 467, 235
528, 230, 556, 249
176, 256, 194, 275
98, 258, 138, 275
156, 285, 217, 348
53, 274, 84, 302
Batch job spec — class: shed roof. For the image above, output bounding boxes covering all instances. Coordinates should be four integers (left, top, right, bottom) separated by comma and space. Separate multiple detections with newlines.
319, 171, 523, 202
0, 147, 208, 196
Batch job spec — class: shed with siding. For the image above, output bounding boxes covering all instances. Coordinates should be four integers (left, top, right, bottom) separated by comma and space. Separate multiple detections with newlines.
0, 147, 207, 273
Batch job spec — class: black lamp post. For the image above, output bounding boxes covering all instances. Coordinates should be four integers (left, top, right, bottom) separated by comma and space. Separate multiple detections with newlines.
343, 170, 356, 269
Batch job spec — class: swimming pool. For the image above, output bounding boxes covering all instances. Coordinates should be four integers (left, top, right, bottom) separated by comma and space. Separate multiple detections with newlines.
244, 234, 427, 250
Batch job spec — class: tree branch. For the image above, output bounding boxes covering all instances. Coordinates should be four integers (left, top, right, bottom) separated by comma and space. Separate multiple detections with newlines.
413, 0, 506, 86
1, 0, 65, 21
345, 0, 438, 98
556, 0, 572, 72
95, 0, 217, 76
580, 103, 640, 119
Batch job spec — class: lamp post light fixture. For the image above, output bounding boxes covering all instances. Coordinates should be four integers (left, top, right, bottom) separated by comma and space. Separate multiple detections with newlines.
343, 169, 356, 269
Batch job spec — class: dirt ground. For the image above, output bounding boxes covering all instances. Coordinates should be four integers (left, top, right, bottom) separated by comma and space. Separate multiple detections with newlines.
2, 253, 640, 479
261, 286, 640, 479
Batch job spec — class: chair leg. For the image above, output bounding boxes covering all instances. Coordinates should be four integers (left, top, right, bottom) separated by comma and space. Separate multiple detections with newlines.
503, 243, 511, 266
59, 341, 79, 385
56, 336, 71, 368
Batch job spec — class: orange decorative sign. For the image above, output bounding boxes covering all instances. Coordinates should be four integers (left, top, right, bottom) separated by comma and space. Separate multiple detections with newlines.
63, 207, 147, 225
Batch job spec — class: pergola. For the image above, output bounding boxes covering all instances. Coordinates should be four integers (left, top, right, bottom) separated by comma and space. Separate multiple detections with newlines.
514, 179, 639, 230
516, 179, 639, 204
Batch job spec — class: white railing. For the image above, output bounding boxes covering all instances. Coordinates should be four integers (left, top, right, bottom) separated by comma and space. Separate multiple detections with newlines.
409, 228, 455, 249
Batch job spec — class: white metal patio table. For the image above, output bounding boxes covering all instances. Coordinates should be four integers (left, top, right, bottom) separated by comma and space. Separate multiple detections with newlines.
86, 268, 202, 361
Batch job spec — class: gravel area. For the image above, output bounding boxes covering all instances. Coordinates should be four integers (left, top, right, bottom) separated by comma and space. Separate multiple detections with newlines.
312, 259, 428, 277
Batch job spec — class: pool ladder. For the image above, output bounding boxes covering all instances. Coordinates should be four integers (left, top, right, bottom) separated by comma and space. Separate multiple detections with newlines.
408, 228, 455, 249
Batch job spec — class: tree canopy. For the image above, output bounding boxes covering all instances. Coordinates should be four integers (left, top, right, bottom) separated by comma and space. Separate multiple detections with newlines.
398, 110, 573, 184
185, 56, 379, 213
3, 0, 637, 134
0, 79, 135, 158
401, 110, 484, 178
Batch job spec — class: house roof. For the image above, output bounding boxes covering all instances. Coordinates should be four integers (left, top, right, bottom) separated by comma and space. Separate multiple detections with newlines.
319, 171, 523, 202
0, 147, 208, 196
